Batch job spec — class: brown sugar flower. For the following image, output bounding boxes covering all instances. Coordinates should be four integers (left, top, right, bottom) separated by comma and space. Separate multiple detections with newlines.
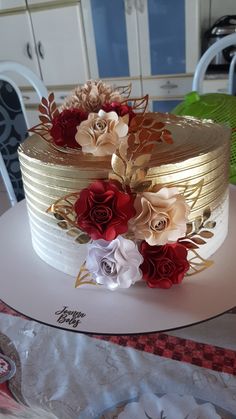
61, 80, 122, 113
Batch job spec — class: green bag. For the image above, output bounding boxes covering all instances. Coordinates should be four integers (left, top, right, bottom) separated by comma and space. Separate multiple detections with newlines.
172, 92, 236, 183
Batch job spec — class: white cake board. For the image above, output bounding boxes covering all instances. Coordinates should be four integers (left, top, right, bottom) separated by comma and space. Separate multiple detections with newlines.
0, 186, 236, 335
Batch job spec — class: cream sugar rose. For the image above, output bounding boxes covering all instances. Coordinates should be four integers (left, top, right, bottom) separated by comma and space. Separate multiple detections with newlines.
18, 80, 231, 291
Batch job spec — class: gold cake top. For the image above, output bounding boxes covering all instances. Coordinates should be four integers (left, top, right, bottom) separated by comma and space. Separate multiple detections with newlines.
19, 111, 230, 170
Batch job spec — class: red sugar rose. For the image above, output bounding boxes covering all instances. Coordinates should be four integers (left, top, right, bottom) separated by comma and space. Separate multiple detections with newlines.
101, 101, 135, 123
140, 242, 189, 289
74, 180, 136, 241
50, 108, 88, 148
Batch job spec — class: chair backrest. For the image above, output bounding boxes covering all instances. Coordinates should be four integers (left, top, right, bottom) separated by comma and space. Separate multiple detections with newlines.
192, 32, 236, 94
0, 61, 47, 207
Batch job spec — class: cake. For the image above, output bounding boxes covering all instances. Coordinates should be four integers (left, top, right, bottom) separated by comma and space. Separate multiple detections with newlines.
18, 81, 231, 291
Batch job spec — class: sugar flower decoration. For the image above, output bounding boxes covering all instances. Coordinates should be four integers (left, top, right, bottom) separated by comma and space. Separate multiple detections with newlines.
86, 236, 143, 290
74, 180, 136, 241
61, 80, 122, 113
129, 187, 189, 245
140, 242, 189, 289
75, 110, 129, 156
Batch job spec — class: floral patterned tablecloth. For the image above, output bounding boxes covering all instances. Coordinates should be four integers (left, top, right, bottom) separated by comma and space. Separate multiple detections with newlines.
0, 300, 236, 418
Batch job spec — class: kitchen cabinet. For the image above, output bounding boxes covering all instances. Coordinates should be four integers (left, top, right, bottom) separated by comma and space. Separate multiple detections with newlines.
0, 0, 25, 10
0, 11, 41, 86
29, 5, 89, 86
81, 0, 202, 110
0, 2, 89, 88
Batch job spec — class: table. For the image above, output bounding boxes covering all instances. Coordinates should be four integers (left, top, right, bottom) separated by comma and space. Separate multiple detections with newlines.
0, 300, 236, 418
0, 191, 236, 417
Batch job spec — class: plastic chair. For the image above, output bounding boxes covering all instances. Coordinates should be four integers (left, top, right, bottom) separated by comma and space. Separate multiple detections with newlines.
0, 61, 47, 207
192, 32, 236, 94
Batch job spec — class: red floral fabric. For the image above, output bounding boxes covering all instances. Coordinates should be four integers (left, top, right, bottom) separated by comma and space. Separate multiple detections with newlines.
140, 242, 189, 289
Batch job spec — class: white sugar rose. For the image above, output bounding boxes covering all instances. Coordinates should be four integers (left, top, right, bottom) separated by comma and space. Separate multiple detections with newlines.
75, 110, 128, 156
129, 187, 189, 246
86, 236, 143, 290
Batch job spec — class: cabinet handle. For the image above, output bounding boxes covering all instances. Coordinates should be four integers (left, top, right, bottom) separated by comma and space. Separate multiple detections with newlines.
26, 42, 32, 60
160, 81, 178, 90
37, 41, 44, 59
124, 0, 133, 15
134, 0, 145, 13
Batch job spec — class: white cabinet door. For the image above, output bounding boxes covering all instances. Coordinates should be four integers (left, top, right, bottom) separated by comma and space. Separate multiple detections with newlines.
0, 0, 26, 10
0, 12, 41, 85
30, 4, 89, 87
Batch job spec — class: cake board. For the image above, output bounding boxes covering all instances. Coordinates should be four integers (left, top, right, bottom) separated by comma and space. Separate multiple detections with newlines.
0, 186, 236, 335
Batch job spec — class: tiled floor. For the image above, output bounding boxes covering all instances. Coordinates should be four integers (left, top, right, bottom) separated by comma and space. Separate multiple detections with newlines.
0, 175, 11, 216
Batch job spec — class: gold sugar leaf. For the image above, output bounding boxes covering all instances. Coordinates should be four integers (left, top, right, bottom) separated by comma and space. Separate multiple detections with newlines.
47, 192, 80, 228
51, 102, 57, 113
187, 250, 214, 276
54, 213, 64, 221
142, 118, 154, 127
67, 228, 81, 237
186, 222, 193, 235
75, 233, 91, 244
41, 97, 48, 106
48, 92, 55, 103
118, 138, 129, 161
57, 221, 68, 229
133, 154, 151, 167
199, 230, 214, 239
175, 180, 204, 210
108, 172, 124, 186
178, 240, 199, 250
116, 83, 132, 98
203, 207, 211, 221
38, 104, 48, 114
204, 221, 216, 229
132, 180, 152, 192
194, 216, 203, 232
75, 262, 96, 288
152, 121, 165, 130
39, 115, 50, 124
126, 95, 149, 114
191, 237, 206, 245
111, 154, 126, 177
29, 92, 60, 145
131, 168, 147, 182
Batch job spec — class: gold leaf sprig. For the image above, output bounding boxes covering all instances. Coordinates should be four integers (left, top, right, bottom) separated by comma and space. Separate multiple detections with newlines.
28, 93, 59, 144
173, 180, 204, 210
186, 250, 214, 276
115, 83, 132, 99
121, 94, 149, 114
47, 193, 91, 244
75, 262, 97, 287
109, 115, 173, 192
178, 206, 216, 250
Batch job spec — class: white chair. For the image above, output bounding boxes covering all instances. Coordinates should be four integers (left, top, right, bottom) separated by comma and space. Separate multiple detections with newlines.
0, 61, 47, 207
192, 32, 236, 94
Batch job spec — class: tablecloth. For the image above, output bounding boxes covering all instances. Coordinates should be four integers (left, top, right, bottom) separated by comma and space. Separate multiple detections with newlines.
0, 300, 236, 418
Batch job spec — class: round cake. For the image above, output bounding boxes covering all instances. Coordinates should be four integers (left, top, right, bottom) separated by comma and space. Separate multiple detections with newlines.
18, 82, 231, 291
